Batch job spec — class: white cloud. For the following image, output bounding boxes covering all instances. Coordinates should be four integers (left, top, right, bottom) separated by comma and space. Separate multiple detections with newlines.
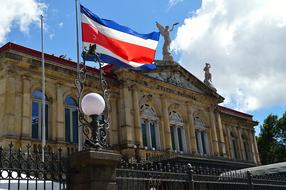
49, 32, 55, 40
168, 0, 184, 8
172, 0, 286, 112
58, 22, 63, 28
0, 0, 46, 43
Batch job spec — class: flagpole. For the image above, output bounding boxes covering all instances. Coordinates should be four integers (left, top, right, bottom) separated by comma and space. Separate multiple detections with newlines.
40, 14, 46, 161
75, 0, 82, 151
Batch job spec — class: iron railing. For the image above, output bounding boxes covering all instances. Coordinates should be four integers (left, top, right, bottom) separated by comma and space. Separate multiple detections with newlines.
116, 157, 286, 190
0, 143, 66, 190
0, 144, 285, 190
116, 159, 191, 190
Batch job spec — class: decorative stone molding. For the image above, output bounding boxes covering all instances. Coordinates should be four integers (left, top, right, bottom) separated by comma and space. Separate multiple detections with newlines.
194, 117, 207, 131
5, 64, 18, 75
169, 111, 184, 126
140, 104, 157, 118
168, 103, 180, 111
21, 74, 31, 81
146, 72, 202, 93
139, 94, 153, 106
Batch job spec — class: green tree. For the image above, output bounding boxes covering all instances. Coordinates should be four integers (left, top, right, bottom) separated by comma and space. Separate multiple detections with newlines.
276, 112, 286, 146
257, 113, 286, 164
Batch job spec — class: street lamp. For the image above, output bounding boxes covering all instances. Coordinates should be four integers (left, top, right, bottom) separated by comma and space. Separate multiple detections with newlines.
81, 93, 105, 116
75, 44, 109, 150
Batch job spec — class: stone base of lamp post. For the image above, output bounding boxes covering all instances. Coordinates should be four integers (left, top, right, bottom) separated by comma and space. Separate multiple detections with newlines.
67, 150, 121, 190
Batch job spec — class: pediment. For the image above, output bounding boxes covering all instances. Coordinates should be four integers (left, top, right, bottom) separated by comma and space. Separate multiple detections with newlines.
143, 60, 224, 101
146, 71, 203, 93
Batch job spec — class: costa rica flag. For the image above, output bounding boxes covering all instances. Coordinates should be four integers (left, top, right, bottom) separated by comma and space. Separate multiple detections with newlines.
80, 5, 160, 70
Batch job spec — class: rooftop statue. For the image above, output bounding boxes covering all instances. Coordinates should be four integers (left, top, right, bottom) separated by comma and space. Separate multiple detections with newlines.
203, 63, 217, 91
204, 63, 212, 84
156, 22, 179, 62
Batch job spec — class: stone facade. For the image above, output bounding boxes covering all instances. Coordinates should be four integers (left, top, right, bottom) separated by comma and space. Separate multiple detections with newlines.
0, 43, 260, 168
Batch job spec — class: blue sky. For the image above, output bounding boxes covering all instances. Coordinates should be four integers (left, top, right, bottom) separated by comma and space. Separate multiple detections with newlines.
1, 0, 285, 135
8, 0, 201, 61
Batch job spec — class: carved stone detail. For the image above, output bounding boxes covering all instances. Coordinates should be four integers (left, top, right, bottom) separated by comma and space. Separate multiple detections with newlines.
5, 64, 17, 75
146, 72, 202, 93
139, 94, 153, 106
194, 117, 207, 130
140, 104, 157, 117
168, 103, 180, 111
169, 111, 184, 126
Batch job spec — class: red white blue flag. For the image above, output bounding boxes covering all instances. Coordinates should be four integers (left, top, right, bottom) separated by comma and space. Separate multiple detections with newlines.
80, 5, 160, 70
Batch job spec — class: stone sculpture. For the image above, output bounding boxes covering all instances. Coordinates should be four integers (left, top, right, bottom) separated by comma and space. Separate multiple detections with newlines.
203, 63, 216, 91
156, 22, 179, 62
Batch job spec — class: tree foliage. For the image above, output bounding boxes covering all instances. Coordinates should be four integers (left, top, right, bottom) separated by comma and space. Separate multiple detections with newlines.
257, 113, 286, 165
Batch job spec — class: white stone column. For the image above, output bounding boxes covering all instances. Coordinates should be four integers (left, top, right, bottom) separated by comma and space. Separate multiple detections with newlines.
247, 129, 256, 163
235, 127, 243, 160
132, 86, 142, 147
15, 76, 22, 137
161, 96, 171, 150
209, 110, 219, 156
187, 108, 197, 154
0, 77, 5, 134
119, 82, 134, 147
251, 129, 261, 164
4, 71, 16, 136
55, 83, 65, 142
184, 104, 192, 153
237, 127, 245, 160
49, 84, 57, 142
226, 127, 233, 159
21, 75, 31, 138
109, 95, 119, 146
216, 111, 227, 156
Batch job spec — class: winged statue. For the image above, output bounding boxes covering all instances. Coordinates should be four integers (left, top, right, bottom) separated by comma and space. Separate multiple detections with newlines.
156, 22, 179, 62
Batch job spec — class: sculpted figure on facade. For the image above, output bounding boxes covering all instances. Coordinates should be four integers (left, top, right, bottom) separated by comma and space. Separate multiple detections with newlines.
203, 63, 216, 91
156, 22, 179, 62
204, 63, 212, 84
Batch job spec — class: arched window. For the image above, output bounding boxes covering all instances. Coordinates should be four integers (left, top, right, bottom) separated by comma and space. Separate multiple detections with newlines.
140, 104, 160, 150
231, 132, 238, 159
64, 96, 78, 143
242, 134, 250, 160
194, 117, 209, 155
169, 111, 186, 152
32, 90, 48, 140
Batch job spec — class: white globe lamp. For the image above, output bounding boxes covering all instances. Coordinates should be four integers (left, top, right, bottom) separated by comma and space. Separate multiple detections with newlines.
81, 93, 105, 116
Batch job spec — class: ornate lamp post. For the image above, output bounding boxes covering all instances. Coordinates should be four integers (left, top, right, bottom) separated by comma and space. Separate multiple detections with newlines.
68, 45, 121, 190
75, 44, 109, 150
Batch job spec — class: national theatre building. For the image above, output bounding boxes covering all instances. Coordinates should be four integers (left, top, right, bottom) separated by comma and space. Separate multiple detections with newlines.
0, 42, 260, 169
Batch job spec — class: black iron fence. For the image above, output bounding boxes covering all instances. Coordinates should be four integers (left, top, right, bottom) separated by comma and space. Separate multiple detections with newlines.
0, 143, 66, 190
116, 159, 191, 190
0, 144, 285, 190
116, 158, 286, 190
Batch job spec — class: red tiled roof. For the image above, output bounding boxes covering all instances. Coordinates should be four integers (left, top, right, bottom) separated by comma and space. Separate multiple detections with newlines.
0, 42, 114, 77
218, 105, 253, 120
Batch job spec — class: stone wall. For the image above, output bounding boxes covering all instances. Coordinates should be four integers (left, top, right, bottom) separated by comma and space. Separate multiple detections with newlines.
0, 47, 260, 164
